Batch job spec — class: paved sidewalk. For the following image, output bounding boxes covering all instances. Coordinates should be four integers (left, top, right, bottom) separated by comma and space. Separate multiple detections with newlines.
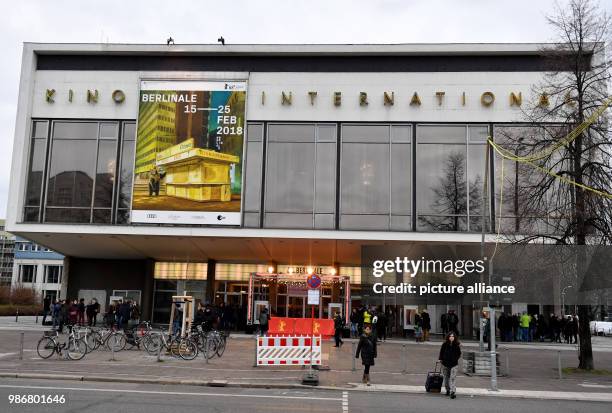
0, 329, 611, 401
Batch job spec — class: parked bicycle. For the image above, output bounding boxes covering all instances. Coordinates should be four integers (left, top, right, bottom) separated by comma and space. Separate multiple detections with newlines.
187, 324, 228, 359
37, 328, 87, 360
144, 330, 182, 358
88, 326, 127, 352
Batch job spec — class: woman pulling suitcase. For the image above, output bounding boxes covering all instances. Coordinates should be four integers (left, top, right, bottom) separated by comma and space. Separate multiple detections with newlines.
438, 332, 461, 399
355, 325, 377, 385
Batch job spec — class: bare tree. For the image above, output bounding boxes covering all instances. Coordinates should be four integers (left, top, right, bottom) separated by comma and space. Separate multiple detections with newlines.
497, 0, 611, 370
422, 151, 482, 231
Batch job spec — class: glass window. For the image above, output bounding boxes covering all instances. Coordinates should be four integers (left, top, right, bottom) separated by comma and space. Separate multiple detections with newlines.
340, 124, 412, 231
493, 125, 553, 234
264, 124, 336, 229
32, 121, 48, 139
20, 265, 36, 283
118, 122, 136, 210
30, 120, 134, 224
99, 122, 119, 139
341, 141, 389, 214
24, 207, 39, 222
343, 125, 389, 142
266, 140, 315, 213
46, 139, 96, 207
45, 266, 62, 284
244, 123, 263, 217
53, 122, 98, 139
268, 124, 315, 142
123, 122, 136, 141
44, 208, 91, 223
467, 126, 490, 232
25, 121, 48, 210
94, 140, 117, 207
416, 125, 468, 231
93, 209, 111, 224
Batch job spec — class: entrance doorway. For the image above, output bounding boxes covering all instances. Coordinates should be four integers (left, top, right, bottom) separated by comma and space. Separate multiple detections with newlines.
287, 296, 305, 317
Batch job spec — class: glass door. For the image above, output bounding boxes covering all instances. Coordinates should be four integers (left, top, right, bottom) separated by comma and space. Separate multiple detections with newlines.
287, 296, 305, 318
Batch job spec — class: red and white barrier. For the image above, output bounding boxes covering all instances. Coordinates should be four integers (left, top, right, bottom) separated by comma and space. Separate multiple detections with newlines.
256, 335, 321, 366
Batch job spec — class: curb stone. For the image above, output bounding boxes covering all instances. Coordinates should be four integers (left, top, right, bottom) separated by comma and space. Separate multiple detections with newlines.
1, 372, 611, 402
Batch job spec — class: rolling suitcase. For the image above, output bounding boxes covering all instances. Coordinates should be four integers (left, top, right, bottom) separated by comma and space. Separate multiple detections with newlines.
425, 361, 444, 393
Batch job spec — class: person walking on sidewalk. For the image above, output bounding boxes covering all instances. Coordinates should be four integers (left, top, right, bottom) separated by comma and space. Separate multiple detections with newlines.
259, 307, 269, 336
356, 325, 377, 386
438, 331, 461, 399
333, 312, 344, 347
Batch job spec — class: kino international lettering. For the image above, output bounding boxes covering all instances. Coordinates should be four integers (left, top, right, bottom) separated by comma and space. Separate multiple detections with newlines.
264, 90, 567, 108
44, 88, 569, 109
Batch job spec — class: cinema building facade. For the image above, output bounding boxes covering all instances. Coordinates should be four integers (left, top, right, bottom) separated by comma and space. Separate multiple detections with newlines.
6, 43, 584, 336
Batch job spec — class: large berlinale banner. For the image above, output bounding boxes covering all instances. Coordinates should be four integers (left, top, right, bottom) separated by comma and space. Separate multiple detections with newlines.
131, 80, 247, 225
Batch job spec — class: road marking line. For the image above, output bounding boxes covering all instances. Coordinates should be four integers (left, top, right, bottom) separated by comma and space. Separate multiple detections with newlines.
579, 383, 612, 389
0, 384, 343, 401
342, 391, 348, 412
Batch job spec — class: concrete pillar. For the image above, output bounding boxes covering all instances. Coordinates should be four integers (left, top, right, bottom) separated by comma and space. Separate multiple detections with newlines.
61, 256, 70, 300
206, 259, 216, 305
141, 259, 155, 321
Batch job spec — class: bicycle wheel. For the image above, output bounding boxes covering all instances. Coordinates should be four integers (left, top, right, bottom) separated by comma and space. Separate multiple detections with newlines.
216, 336, 227, 357
88, 330, 102, 351
168, 337, 181, 357
66, 338, 87, 360
143, 333, 162, 355
204, 336, 217, 359
178, 338, 198, 360
106, 332, 127, 352
37, 337, 56, 359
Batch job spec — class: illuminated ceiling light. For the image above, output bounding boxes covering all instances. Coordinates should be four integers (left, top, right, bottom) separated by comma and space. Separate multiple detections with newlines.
288, 267, 294, 274
267, 266, 274, 274
307, 267, 314, 275
330, 267, 337, 275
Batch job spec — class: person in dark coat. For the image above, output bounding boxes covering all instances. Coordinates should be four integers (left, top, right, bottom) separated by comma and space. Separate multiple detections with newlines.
355, 325, 377, 386
440, 313, 448, 335
438, 331, 462, 399
421, 310, 431, 341
447, 310, 459, 335
333, 312, 344, 347
77, 298, 85, 326
42, 295, 51, 325
59, 300, 69, 333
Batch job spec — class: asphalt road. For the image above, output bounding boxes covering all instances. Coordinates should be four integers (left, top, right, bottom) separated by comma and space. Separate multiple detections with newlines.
0, 378, 610, 413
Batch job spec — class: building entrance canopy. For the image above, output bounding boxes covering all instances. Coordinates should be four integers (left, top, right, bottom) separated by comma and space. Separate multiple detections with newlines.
247, 272, 351, 325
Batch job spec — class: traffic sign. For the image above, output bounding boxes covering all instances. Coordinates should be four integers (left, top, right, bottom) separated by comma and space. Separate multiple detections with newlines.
307, 274, 321, 289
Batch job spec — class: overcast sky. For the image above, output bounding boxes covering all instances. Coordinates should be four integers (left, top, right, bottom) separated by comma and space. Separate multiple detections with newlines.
1, 0, 610, 219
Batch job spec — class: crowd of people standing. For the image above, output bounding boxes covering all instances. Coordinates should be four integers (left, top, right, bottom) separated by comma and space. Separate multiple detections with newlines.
495, 312, 580, 343
43, 296, 102, 332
